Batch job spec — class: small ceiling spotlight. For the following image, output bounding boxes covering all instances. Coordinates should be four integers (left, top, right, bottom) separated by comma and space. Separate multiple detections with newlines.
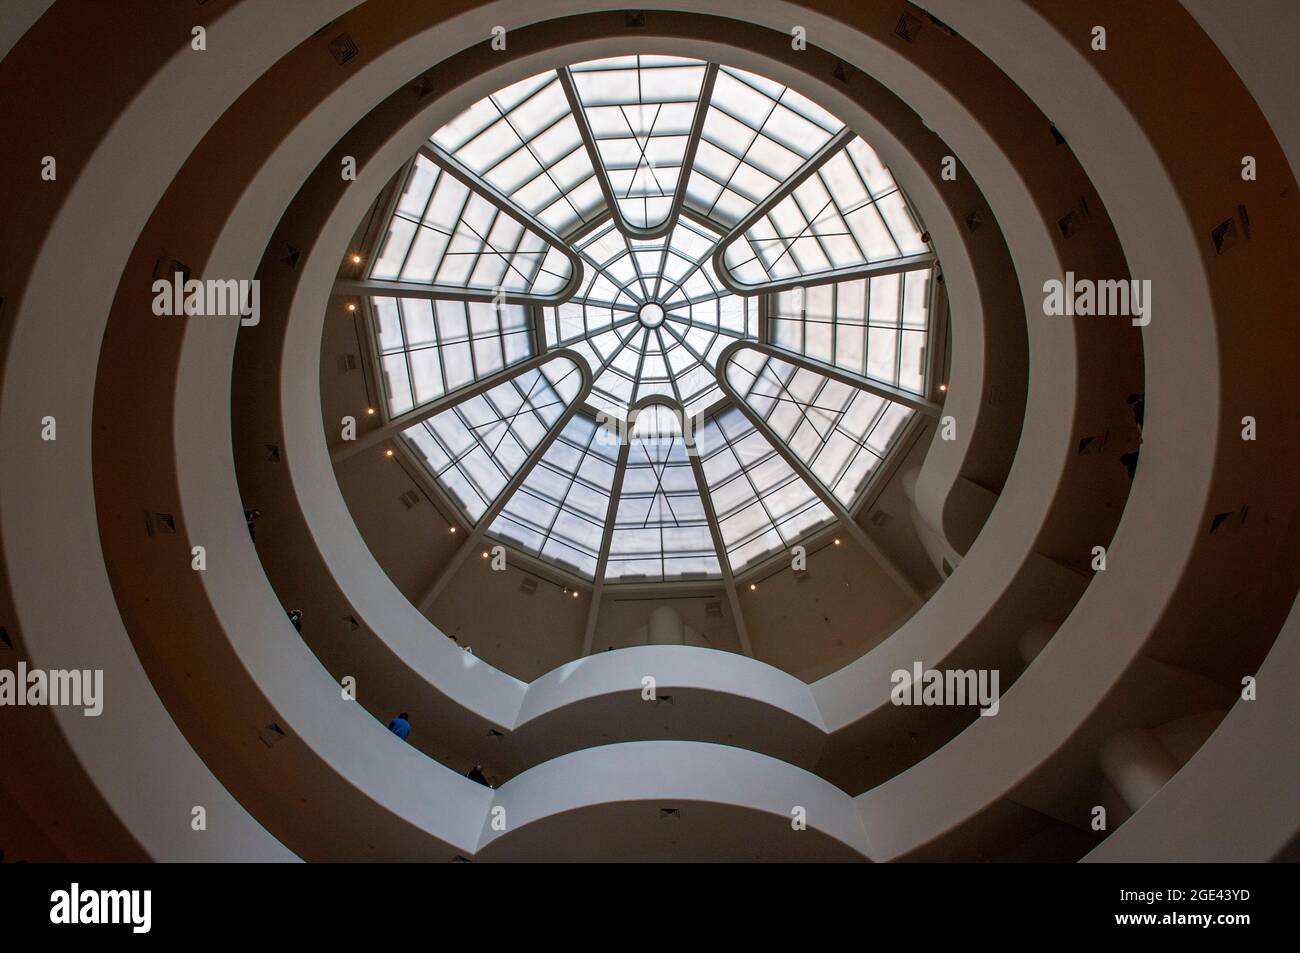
350, 254, 362, 264
383, 448, 394, 458
346, 302, 357, 312
449, 526, 457, 534
939, 383, 947, 392
834, 538, 842, 546
480, 551, 489, 559
749, 583, 758, 591
366, 407, 375, 415
571, 590, 579, 599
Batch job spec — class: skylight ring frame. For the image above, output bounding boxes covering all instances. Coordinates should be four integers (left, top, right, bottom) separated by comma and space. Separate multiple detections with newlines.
369, 53, 943, 591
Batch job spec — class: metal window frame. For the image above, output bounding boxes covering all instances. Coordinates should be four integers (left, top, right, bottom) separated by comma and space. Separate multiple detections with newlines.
559, 60, 719, 241
347, 57, 946, 617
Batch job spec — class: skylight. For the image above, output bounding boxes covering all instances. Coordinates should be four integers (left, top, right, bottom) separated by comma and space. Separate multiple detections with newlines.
539, 216, 758, 419
567, 55, 709, 233
768, 269, 932, 396
359, 57, 939, 590
719, 137, 931, 290
488, 413, 617, 577
372, 153, 575, 296
400, 356, 584, 523
372, 295, 534, 417
724, 348, 914, 510
606, 404, 721, 581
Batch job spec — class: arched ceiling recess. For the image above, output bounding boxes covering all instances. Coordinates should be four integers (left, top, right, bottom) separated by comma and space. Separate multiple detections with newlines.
353, 56, 945, 590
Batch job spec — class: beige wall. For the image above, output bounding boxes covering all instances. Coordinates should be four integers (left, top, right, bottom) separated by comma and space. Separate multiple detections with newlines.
744, 538, 918, 681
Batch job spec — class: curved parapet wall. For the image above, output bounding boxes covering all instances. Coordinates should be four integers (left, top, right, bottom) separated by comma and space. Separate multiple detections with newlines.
852, 0, 1299, 860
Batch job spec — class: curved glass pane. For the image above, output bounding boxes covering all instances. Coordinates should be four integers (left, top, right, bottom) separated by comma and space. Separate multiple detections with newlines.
372, 296, 535, 417
684, 66, 842, 229
767, 268, 932, 396
371, 153, 574, 296
400, 356, 583, 523
432, 71, 605, 236
726, 349, 913, 509
488, 413, 617, 577
695, 406, 835, 573
722, 138, 929, 288
569, 55, 708, 232
606, 405, 721, 581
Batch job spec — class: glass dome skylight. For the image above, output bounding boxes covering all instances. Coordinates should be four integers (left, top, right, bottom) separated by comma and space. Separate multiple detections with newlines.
354, 56, 941, 587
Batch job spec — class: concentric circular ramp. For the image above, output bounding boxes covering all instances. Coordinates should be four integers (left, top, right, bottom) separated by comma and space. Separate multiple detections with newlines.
0, 0, 1296, 864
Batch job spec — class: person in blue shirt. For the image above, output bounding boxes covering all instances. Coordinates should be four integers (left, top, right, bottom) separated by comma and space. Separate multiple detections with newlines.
387, 712, 411, 741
